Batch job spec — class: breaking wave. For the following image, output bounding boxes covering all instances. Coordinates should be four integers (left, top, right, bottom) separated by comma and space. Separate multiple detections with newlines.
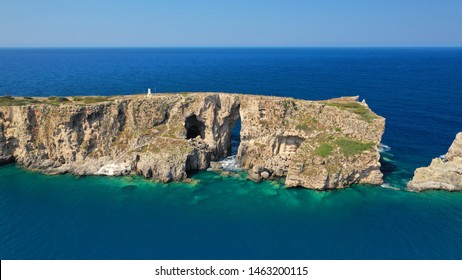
379, 143, 391, 153
207, 155, 242, 172
219, 155, 242, 171
380, 183, 401, 191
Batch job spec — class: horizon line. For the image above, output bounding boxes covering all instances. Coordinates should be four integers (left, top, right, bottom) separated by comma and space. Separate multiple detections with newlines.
1, 45, 462, 49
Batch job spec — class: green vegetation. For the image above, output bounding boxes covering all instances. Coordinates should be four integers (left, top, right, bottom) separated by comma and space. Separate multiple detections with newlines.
295, 118, 318, 131
0, 95, 111, 106
48, 96, 65, 101
335, 137, 375, 156
301, 135, 375, 159
0, 96, 40, 106
295, 123, 309, 131
281, 99, 294, 110
80, 96, 111, 104
65, 96, 111, 104
47, 96, 70, 105
325, 102, 377, 123
315, 143, 334, 157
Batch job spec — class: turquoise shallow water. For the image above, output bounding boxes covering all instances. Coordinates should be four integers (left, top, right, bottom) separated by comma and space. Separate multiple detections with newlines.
1, 164, 462, 259
1, 48, 462, 259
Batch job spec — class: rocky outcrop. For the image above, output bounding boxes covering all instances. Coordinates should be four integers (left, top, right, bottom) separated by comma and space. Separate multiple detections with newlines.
0, 93, 385, 189
237, 96, 385, 189
408, 132, 462, 191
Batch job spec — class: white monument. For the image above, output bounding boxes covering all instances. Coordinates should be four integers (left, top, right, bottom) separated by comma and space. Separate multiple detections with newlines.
147, 88, 152, 96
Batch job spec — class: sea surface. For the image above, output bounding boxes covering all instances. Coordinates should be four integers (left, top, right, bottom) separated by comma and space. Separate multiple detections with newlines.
0, 48, 462, 259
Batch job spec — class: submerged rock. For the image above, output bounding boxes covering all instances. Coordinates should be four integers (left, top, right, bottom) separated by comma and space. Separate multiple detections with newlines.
0, 93, 385, 190
408, 132, 462, 191
121, 185, 137, 191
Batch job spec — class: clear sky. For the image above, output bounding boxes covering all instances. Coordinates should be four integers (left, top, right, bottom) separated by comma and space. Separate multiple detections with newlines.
1, 0, 461, 47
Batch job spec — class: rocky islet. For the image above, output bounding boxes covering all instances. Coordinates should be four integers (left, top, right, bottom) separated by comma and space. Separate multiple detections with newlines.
408, 132, 462, 191
0, 93, 385, 190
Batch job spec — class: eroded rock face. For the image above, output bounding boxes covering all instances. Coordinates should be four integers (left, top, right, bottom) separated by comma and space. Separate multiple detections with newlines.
237, 95, 385, 189
0, 93, 385, 189
408, 132, 462, 191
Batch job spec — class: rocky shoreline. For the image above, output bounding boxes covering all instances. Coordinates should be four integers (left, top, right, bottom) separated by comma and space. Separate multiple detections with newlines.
0, 93, 386, 190
408, 132, 462, 191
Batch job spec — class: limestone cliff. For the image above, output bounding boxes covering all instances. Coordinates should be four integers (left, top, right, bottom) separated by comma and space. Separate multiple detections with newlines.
408, 132, 462, 191
0, 93, 385, 189
237, 96, 385, 189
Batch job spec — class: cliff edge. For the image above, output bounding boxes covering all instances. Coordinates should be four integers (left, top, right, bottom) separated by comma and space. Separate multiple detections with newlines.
408, 132, 462, 191
0, 93, 385, 189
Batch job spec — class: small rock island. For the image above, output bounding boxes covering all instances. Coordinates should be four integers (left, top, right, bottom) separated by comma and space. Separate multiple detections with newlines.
0, 93, 385, 190
408, 132, 462, 191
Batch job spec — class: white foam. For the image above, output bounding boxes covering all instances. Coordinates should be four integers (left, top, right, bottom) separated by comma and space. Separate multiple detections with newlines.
381, 156, 396, 163
380, 183, 401, 191
97, 163, 127, 176
379, 143, 391, 153
218, 155, 242, 171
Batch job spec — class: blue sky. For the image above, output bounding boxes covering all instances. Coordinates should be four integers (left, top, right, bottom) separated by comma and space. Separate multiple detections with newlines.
1, 0, 461, 47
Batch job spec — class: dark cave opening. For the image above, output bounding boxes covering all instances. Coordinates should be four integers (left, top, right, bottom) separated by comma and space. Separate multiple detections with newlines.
185, 114, 205, 139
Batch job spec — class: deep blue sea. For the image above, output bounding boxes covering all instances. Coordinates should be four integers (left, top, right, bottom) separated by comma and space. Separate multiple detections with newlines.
0, 48, 462, 259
